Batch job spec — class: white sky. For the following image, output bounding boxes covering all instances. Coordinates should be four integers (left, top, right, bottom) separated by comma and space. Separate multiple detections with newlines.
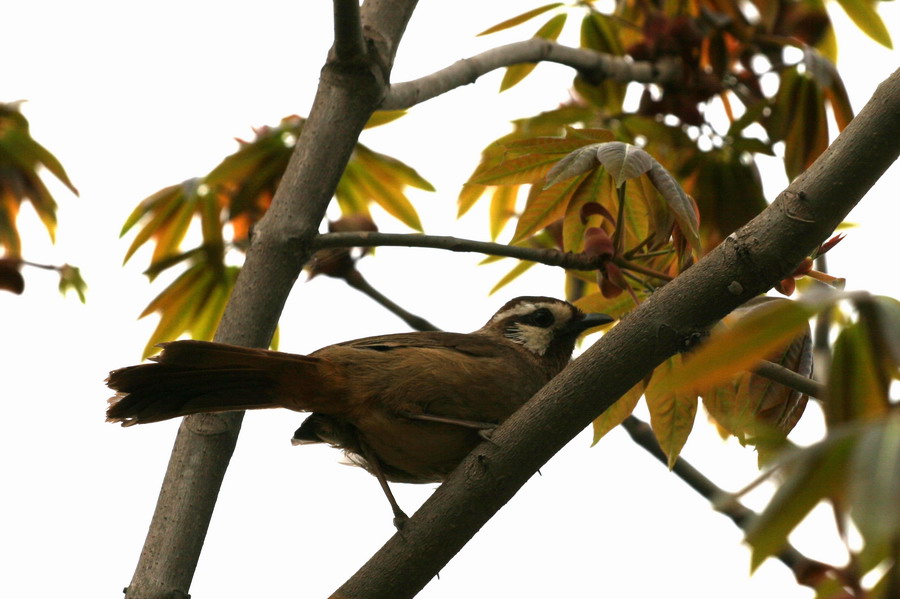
2, 2, 898, 598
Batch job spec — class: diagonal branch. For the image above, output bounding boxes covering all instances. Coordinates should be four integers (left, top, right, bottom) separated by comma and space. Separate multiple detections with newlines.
381, 38, 679, 110
332, 69, 900, 599
620, 416, 837, 588
118, 2, 422, 597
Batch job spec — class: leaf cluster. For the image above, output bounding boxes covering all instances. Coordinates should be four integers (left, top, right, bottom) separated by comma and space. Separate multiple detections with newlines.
467, 0, 890, 258
0, 101, 78, 257
0, 101, 83, 298
594, 290, 900, 597
121, 114, 433, 356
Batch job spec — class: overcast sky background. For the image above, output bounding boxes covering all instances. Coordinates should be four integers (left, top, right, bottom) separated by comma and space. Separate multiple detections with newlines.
2, 1, 898, 598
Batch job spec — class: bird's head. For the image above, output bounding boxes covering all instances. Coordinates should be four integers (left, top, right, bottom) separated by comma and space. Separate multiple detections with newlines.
478, 296, 614, 370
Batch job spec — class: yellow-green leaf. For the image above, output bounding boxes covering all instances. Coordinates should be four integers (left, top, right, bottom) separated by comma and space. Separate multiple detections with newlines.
474, 153, 563, 186
489, 185, 518, 240
489, 259, 537, 295
834, 0, 893, 49
826, 321, 890, 426
645, 356, 698, 468
499, 14, 567, 91
511, 171, 587, 242
592, 381, 643, 444
848, 412, 900, 566
746, 431, 856, 571
656, 298, 827, 397
364, 110, 407, 129
478, 3, 564, 36
457, 183, 488, 218
58, 264, 87, 303
352, 162, 424, 231
573, 291, 640, 321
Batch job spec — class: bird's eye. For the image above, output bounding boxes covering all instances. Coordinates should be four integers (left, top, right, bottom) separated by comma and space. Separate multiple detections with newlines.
522, 308, 554, 328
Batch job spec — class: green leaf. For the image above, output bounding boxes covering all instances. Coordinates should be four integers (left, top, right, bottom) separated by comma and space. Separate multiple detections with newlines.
352, 162, 424, 231
834, 0, 893, 49
489, 259, 537, 295
457, 183, 488, 218
512, 171, 587, 242
57, 264, 87, 303
645, 356, 698, 468
746, 430, 857, 570
489, 185, 518, 240
826, 321, 890, 426
499, 14, 567, 91
848, 413, 900, 567
474, 153, 563, 185
122, 184, 192, 264
141, 265, 213, 358
477, 3, 564, 36
364, 110, 407, 129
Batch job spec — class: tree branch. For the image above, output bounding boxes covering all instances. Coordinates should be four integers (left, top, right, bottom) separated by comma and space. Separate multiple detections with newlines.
333, 0, 366, 62
753, 359, 825, 399
120, 2, 421, 597
332, 69, 900, 599
619, 416, 836, 587
380, 38, 679, 110
342, 268, 439, 331
313, 230, 599, 268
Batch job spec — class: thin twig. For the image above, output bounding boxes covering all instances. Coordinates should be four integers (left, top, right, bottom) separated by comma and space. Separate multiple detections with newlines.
620, 415, 836, 586
381, 39, 680, 110
612, 257, 674, 281
313, 231, 600, 269
343, 269, 440, 331
753, 359, 825, 399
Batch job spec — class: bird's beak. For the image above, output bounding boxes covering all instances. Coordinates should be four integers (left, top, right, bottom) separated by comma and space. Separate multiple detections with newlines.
567, 312, 615, 335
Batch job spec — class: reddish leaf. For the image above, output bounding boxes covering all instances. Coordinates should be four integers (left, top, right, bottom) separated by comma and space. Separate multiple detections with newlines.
0, 257, 24, 294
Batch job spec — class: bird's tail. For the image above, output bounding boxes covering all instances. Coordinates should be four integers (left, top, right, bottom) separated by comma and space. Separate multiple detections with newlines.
106, 340, 327, 426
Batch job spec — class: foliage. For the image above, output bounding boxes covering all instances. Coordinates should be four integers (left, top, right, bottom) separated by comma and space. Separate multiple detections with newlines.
102, 0, 899, 594
0, 101, 83, 299
120, 114, 433, 357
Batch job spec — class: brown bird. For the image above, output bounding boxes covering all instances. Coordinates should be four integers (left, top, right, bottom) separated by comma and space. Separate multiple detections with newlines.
106, 296, 612, 524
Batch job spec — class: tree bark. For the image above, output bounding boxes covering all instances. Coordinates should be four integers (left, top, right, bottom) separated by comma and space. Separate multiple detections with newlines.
331, 69, 900, 599
122, 2, 420, 597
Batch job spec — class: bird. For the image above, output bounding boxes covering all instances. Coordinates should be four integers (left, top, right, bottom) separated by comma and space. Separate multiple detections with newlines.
106, 296, 613, 524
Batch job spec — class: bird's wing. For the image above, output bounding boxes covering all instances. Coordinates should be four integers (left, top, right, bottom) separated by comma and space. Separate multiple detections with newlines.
325, 331, 507, 358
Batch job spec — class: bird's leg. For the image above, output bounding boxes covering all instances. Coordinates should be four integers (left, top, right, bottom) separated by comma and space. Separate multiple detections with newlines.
401, 412, 497, 442
357, 437, 409, 530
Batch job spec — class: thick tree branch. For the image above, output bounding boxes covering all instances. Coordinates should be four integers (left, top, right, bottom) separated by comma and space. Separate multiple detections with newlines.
380, 38, 679, 110
332, 69, 900, 599
120, 2, 421, 597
